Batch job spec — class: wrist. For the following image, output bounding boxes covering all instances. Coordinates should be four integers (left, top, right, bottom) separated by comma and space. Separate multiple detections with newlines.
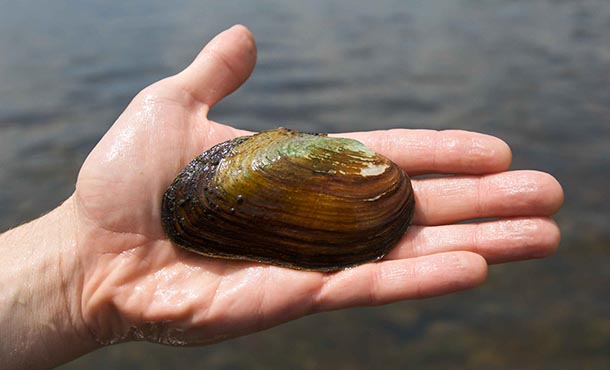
0, 196, 100, 370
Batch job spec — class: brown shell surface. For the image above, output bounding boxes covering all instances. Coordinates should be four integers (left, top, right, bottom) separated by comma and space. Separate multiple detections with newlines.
161, 128, 415, 271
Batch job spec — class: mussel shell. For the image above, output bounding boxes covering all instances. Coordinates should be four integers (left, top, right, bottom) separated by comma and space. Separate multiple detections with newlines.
161, 128, 414, 271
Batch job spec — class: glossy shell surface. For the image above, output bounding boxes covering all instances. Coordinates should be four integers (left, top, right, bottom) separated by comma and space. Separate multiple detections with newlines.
161, 128, 415, 271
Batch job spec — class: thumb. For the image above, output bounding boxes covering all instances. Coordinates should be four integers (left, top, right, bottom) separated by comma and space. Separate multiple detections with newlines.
177, 24, 257, 109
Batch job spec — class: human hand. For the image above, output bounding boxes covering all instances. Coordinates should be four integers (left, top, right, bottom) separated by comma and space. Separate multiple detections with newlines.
0, 25, 563, 368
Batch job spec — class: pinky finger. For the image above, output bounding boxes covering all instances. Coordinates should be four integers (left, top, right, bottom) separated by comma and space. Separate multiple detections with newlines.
313, 251, 487, 311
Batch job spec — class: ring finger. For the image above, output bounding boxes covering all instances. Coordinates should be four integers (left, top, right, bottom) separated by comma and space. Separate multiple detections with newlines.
385, 217, 561, 264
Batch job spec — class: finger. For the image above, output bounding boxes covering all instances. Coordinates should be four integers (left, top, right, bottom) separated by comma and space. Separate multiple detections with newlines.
386, 217, 560, 264
340, 129, 512, 175
412, 170, 564, 225
314, 252, 487, 310
177, 24, 257, 109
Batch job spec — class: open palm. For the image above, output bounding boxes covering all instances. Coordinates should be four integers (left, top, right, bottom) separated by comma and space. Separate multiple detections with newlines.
72, 25, 563, 345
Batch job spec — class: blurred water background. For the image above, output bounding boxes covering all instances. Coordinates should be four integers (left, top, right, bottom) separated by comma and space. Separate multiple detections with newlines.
1, 0, 609, 369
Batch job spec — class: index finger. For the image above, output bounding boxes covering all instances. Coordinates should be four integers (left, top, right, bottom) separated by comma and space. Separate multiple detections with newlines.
339, 129, 512, 175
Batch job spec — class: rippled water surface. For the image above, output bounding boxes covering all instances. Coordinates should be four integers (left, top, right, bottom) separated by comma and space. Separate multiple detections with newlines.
1, 1, 609, 369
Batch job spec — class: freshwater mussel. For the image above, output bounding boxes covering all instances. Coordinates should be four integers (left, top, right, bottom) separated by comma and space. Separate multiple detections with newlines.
161, 128, 415, 271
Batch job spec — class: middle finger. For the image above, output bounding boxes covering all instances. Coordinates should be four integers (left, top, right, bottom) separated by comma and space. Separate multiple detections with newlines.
411, 170, 563, 225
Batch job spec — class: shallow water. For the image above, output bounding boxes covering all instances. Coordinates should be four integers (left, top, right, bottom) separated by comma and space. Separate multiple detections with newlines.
1, 1, 609, 369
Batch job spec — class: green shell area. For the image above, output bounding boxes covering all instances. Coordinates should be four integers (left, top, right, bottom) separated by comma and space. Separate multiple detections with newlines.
214, 128, 390, 196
